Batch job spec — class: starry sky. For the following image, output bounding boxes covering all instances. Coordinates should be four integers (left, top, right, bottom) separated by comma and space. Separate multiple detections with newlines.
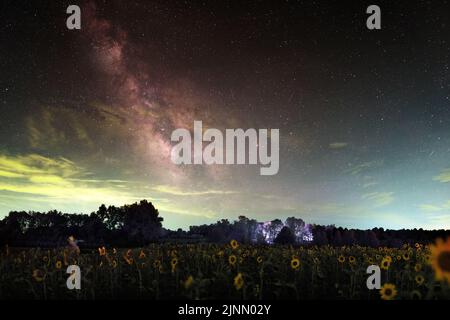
0, 0, 449, 230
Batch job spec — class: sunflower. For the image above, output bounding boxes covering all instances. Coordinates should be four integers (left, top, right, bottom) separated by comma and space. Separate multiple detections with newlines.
385, 255, 392, 263
414, 263, 422, 272
367, 257, 374, 264
415, 274, 425, 286
171, 257, 178, 272
123, 255, 133, 265
349, 256, 356, 264
430, 237, 450, 283
257, 256, 263, 264
380, 257, 391, 270
338, 255, 345, 263
98, 247, 106, 256
32, 269, 45, 282
184, 275, 194, 289
111, 260, 118, 268
139, 250, 146, 259
402, 252, 410, 261
379, 283, 397, 300
234, 273, 244, 290
228, 255, 237, 266
230, 240, 239, 250
153, 260, 161, 269
55, 261, 62, 269
396, 255, 402, 261
291, 257, 300, 270
411, 290, 422, 300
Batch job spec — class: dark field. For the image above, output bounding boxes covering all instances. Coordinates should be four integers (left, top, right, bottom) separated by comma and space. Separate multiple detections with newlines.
1, 240, 449, 300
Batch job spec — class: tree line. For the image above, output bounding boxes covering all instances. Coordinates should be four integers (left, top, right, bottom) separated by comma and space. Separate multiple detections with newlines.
0, 200, 448, 247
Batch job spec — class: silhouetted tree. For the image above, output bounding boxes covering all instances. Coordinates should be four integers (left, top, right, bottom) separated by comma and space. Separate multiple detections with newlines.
274, 226, 296, 245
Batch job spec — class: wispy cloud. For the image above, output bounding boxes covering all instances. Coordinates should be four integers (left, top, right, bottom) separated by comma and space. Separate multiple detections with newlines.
362, 192, 394, 207
419, 201, 450, 212
419, 204, 445, 212
344, 160, 384, 176
0, 154, 78, 177
362, 181, 379, 188
152, 185, 237, 196
433, 168, 450, 183
0, 153, 141, 210
329, 142, 348, 149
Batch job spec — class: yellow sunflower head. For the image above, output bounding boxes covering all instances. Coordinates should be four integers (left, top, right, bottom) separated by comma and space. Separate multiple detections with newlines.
338, 255, 345, 263
233, 273, 244, 290
415, 274, 425, 286
32, 269, 45, 282
184, 275, 194, 289
228, 254, 237, 266
291, 257, 300, 270
55, 261, 62, 269
349, 256, 356, 264
230, 240, 239, 250
380, 257, 391, 270
380, 283, 397, 300
171, 257, 178, 272
430, 237, 450, 284
257, 256, 263, 264
414, 263, 422, 273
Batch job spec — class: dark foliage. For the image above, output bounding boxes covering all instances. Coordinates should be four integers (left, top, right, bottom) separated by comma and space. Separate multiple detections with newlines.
274, 226, 296, 245
0, 200, 163, 247
0, 200, 449, 247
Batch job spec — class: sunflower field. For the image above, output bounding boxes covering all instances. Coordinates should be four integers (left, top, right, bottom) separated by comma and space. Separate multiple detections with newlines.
0, 239, 449, 300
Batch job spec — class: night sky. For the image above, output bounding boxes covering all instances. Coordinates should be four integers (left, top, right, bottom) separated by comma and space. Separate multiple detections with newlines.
1, 0, 449, 230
